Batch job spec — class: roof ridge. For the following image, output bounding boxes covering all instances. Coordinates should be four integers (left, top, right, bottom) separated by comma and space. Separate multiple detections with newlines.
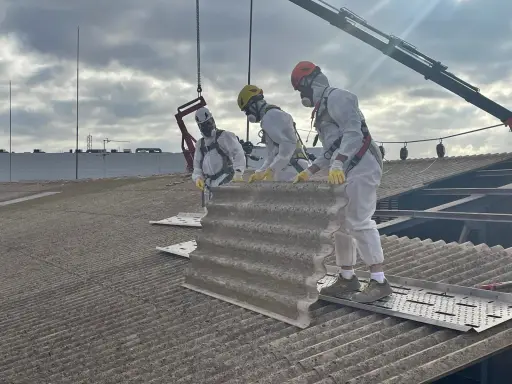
383, 151, 512, 164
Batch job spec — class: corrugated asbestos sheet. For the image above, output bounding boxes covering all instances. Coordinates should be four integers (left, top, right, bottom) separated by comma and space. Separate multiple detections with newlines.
378, 152, 512, 200
183, 182, 346, 328
4, 238, 512, 383
178, 236, 512, 384
310, 152, 512, 200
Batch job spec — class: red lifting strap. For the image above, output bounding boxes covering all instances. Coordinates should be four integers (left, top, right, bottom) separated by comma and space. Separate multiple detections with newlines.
174, 96, 207, 172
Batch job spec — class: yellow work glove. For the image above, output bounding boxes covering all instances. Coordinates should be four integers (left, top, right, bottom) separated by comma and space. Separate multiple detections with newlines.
262, 168, 274, 181
248, 171, 265, 183
248, 168, 273, 183
293, 169, 311, 184
232, 170, 244, 182
195, 177, 205, 191
328, 160, 346, 185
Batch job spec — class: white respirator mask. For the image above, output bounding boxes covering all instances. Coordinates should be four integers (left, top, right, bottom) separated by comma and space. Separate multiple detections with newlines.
245, 100, 264, 123
247, 114, 258, 123
301, 97, 313, 108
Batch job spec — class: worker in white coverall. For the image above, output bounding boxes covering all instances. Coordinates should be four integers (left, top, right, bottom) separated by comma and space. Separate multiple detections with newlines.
237, 84, 311, 182
191, 107, 246, 206
290, 61, 392, 303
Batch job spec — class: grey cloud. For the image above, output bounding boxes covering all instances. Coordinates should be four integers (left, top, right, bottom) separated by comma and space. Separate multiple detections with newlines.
407, 88, 452, 99
51, 100, 75, 119
25, 65, 66, 86
0, 0, 511, 154
2, 108, 52, 136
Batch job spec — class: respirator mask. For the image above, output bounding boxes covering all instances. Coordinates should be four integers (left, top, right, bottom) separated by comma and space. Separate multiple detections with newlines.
300, 88, 314, 107
298, 67, 322, 108
199, 118, 216, 138
244, 99, 264, 123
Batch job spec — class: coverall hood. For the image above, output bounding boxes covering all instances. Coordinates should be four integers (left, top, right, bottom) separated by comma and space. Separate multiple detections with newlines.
195, 106, 217, 138
310, 72, 330, 105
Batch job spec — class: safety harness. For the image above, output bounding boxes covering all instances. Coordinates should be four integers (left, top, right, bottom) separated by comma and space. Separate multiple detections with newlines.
199, 129, 234, 182
311, 88, 382, 174
261, 104, 310, 173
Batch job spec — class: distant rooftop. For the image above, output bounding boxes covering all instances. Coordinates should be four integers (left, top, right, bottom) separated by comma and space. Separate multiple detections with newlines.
310, 152, 512, 200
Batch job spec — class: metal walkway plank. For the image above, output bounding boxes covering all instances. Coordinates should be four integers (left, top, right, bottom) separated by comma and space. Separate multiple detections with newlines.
149, 212, 203, 227
318, 271, 512, 333
156, 240, 197, 258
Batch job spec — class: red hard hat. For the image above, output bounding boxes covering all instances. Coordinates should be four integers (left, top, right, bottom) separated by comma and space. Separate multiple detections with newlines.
291, 61, 318, 90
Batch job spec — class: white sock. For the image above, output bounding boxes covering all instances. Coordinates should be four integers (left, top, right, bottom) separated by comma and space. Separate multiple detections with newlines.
340, 269, 355, 280
371, 272, 385, 283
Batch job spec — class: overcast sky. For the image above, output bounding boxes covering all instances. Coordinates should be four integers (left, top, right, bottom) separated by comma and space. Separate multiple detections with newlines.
0, 0, 511, 159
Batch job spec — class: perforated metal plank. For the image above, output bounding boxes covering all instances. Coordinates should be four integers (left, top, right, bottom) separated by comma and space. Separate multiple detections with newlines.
149, 212, 203, 227
156, 240, 197, 258
318, 271, 512, 332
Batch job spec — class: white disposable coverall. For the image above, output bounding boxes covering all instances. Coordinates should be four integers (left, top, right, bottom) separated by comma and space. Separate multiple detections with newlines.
191, 129, 246, 204
310, 81, 384, 267
258, 107, 310, 182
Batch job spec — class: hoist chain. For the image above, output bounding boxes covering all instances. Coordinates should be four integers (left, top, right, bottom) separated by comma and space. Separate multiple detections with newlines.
196, 0, 202, 96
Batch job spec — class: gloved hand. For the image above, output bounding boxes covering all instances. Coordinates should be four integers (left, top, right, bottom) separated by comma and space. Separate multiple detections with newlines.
248, 171, 265, 183
293, 169, 312, 184
232, 170, 244, 182
195, 177, 205, 191
248, 168, 273, 183
262, 168, 274, 181
328, 160, 346, 184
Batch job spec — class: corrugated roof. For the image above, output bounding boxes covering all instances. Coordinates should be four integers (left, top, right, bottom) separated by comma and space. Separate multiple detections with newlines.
10, 235, 505, 384
179, 237, 512, 384
2, 175, 512, 384
310, 152, 512, 200
378, 152, 512, 200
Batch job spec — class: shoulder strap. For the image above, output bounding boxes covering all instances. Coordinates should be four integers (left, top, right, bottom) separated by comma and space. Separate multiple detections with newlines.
259, 105, 281, 146
200, 130, 223, 155
214, 130, 230, 163
199, 137, 206, 156
215, 129, 224, 140
199, 137, 206, 169
314, 88, 337, 126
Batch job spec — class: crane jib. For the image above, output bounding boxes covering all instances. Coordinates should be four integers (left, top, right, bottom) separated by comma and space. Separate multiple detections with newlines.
287, 0, 512, 124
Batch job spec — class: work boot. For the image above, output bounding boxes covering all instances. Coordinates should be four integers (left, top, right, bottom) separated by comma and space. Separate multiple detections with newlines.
320, 274, 361, 298
352, 279, 393, 303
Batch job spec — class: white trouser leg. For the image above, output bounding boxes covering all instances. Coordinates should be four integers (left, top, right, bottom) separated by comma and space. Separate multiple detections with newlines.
337, 153, 384, 266
349, 227, 384, 265
334, 231, 357, 267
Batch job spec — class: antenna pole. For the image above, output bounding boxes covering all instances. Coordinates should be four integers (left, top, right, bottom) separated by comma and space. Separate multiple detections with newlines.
9, 80, 12, 182
246, 0, 253, 142
75, 26, 79, 179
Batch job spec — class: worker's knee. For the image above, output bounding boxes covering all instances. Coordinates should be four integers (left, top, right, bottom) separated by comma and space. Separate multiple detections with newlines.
334, 231, 357, 266
352, 228, 384, 265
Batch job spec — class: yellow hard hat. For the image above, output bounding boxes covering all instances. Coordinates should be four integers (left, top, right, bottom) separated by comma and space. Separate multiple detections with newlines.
237, 84, 263, 111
